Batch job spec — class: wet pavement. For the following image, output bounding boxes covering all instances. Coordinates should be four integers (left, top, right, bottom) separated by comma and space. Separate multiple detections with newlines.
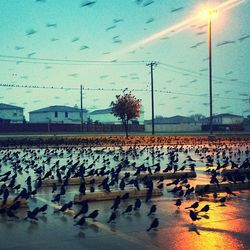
0, 143, 249, 250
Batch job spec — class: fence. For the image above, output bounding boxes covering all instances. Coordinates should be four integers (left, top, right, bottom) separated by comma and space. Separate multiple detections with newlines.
0, 123, 144, 133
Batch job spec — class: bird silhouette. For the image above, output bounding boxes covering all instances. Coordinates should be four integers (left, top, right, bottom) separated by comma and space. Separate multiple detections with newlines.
74, 202, 89, 219
189, 210, 201, 223
147, 218, 159, 231
175, 199, 182, 208
107, 211, 116, 223
87, 210, 99, 221
218, 196, 226, 205
198, 204, 209, 213
147, 204, 157, 216
185, 201, 199, 210
122, 205, 133, 215
225, 187, 236, 196
134, 198, 142, 210
74, 216, 86, 226
39, 204, 48, 214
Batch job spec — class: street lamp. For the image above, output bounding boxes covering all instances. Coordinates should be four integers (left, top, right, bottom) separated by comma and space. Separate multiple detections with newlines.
202, 9, 217, 137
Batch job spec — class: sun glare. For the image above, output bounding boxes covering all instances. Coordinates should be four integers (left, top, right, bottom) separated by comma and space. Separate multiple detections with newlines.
200, 8, 218, 20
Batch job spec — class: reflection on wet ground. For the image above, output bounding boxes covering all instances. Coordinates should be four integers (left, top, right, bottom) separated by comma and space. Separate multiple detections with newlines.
0, 142, 249, 250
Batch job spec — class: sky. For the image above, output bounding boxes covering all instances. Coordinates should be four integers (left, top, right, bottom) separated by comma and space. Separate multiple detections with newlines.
0, 0, 249, 120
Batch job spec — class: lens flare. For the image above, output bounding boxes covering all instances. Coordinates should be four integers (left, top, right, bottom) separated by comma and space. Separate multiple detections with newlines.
106, 0, 245, 60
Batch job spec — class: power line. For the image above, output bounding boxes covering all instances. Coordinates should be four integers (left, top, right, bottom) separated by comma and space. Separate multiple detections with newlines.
0, 55, 148, 66
158, 62, 249, 86
0, 55, 248, 87
0, 82, 247, 101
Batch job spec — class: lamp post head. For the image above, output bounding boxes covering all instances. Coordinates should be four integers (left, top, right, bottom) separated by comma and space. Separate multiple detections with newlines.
201, 8, 218, 20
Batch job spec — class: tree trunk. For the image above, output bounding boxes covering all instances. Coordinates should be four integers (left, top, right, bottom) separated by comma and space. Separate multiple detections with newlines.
124, 119, 129, 137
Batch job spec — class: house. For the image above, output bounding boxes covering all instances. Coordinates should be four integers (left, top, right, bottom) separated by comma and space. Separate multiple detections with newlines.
243, 116, 250, 131
144, 115, 201, 132
89, 107, 144, 124
0, 103, 24, 123
29, 105, 88, 124
202, 113, 244, 131
144, 115, 196, 125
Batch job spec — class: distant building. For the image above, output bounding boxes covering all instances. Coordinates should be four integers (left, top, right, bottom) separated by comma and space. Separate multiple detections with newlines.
0, 103, 24, 123
89, 107, 144, 124
145, 115, 196, 125
144, 115, 201, 133
202, 113, 244, 131
243, 116, 250, 131
29, 105, 88, 124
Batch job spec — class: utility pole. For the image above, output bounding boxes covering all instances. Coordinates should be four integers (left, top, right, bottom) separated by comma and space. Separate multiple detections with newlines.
208, 16, 213, 137
80, 84, 83, 132
147, 62, 157, 135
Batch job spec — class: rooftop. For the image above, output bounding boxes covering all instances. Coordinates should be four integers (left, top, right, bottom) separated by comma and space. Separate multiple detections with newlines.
0, 103, 23, 110
90, 108, 113, 115
212, 113, 243, 118
29, 105, 87, 113
145, 115, 195, 124
90, 107, 144, 115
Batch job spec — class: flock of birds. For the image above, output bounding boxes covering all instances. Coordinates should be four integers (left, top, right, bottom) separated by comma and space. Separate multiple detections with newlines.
0, 139, 249, 233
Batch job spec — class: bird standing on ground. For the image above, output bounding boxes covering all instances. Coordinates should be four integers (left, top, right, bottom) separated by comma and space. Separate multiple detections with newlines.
74, 216, 86, 226
147, 205, 157, 216
39, 204, 48, 214
198, 204, 209, 213
189, 210, 201, 223
122, 205, 133, 215
147, 218, 159, 231
185, 201, 199, 210
175, 199, 182, 208
87, 210, 99, 221
134, 198, 142, 210
107, 211, 116, 223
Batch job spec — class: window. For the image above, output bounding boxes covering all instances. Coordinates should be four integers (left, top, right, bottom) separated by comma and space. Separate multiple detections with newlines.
13, 112, 17, 117
55, 111, 58, 117
65, 112, 68, 118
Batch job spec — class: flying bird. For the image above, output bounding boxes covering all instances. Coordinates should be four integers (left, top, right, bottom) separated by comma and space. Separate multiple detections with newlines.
238, 34, 250, 42
196, 31, 206, 36
72, 37, 80, 42
216, 40, 235, 47
27, 52, 36, 57
15, 46, 24, 50
143, 0, 154, 7
26, 29, 37, 36
113, 18, 123, 23
171, 7, 184, 13
106, 25, 116, 31
80, 1, 96, 8
80, 45, 89, 50
146, 18, 154, 24
46, 23, 57, 28
50, 38, 59, 42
